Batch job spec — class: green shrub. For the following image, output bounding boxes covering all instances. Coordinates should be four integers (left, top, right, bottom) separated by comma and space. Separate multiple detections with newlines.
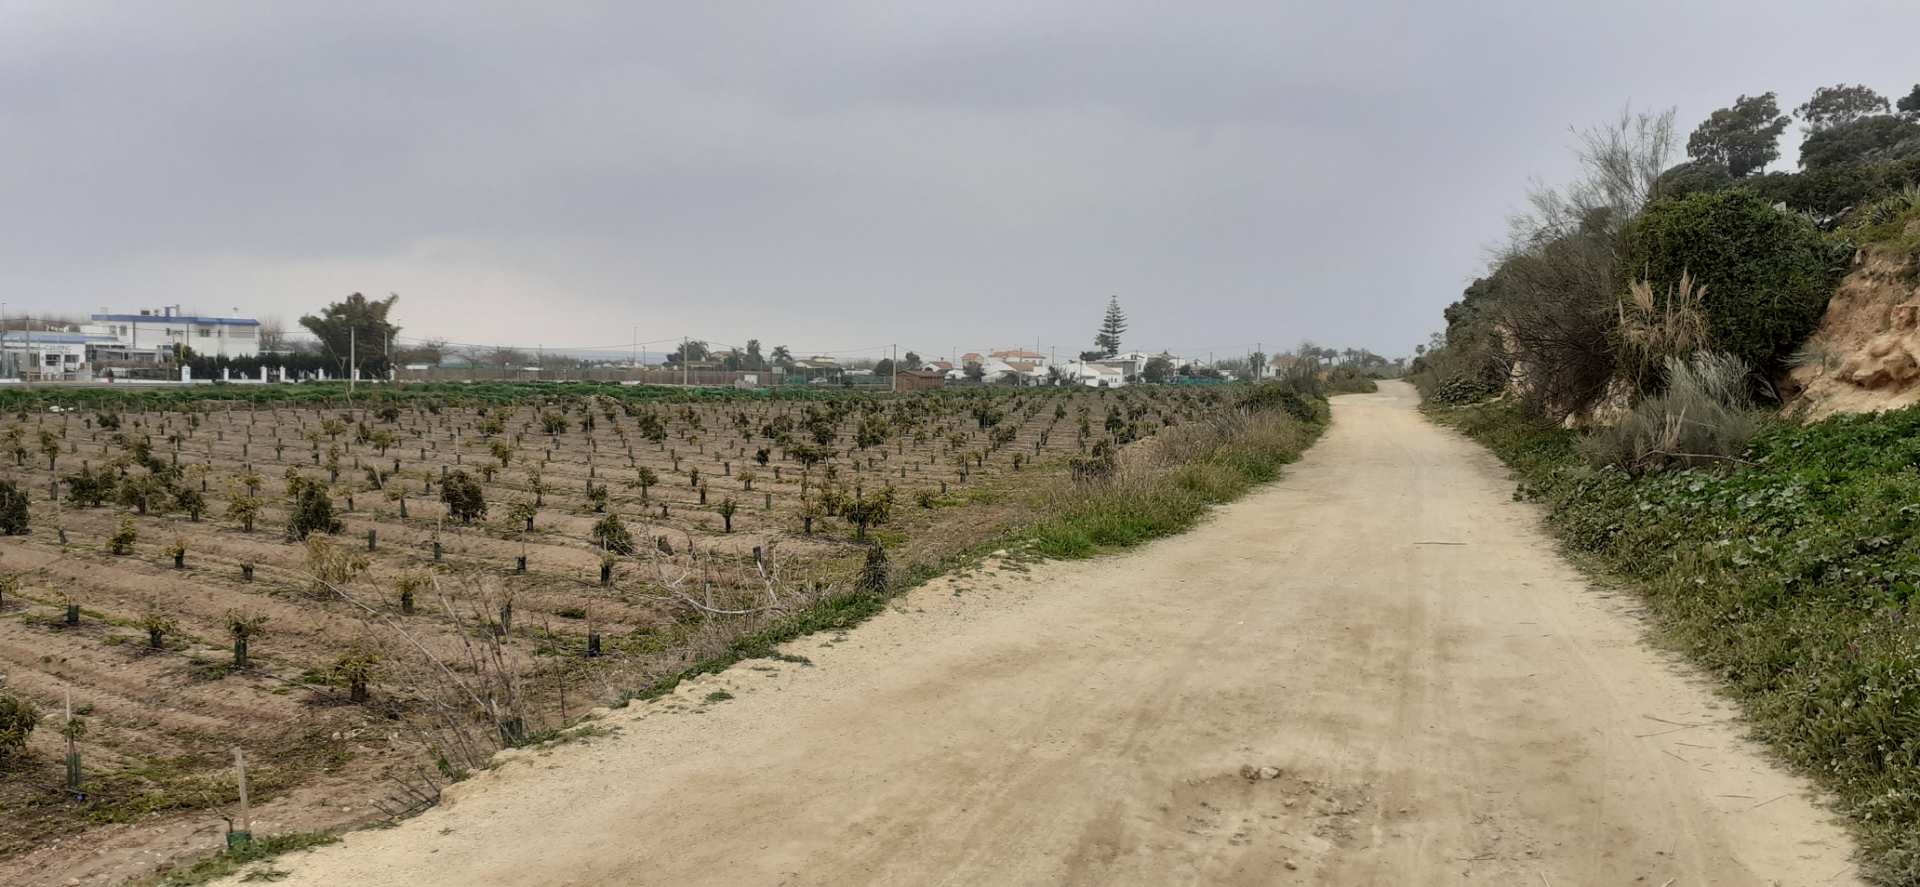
286, 481, 341, 540
1322, 368, 1379, 395
107, 516, 137, 554
1626, 191, 1850, 375
1841, 184, 1920, 249
1649, 160, 1733, 201
0, 692, 37, 763
1742, 154, 1920, 218
1238, 381, 1327, 423
591, 513, 634, 555
62, 465, 117, 507
0, 480, 28, 535
1427, 375, 1502, 405
439, 470, 487, 525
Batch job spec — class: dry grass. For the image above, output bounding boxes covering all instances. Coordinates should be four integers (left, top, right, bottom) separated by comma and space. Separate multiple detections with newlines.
1577, 353, 1761, 473
1027, 407, 1324, 558
1618, 270, 1710, 385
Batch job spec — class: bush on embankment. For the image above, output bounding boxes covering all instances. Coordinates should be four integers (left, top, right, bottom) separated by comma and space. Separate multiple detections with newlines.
1026, 385, 1328, 558
1432, 398, 1920, 884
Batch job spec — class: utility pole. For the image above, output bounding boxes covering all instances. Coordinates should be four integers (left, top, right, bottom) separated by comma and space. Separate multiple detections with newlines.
682, 337, 689, 387
349, 327, 356, 393
891, 344, 898, 392
631, 325, 638, 369
383, 327, 389, 382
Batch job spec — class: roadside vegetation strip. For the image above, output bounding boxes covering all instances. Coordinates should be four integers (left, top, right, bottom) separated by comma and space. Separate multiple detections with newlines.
1026, 406, 1326, 559
630, 383, 1330, 701
150, 831, 338, 886
1430, 398, 1920, 885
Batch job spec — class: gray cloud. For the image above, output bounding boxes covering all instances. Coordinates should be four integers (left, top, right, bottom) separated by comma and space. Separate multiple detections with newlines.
3, 1, 1916, 359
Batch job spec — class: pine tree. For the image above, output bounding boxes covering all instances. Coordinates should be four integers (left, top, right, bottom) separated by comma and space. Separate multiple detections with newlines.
1094, 296, 1127, 358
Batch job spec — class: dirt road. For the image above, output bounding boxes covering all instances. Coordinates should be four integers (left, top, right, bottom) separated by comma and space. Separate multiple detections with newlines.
227, 382, 1859, 886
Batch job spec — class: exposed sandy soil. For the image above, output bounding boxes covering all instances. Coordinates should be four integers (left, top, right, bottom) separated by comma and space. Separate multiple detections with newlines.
1784, 242, 1920, 419
218, 382, 1859, 886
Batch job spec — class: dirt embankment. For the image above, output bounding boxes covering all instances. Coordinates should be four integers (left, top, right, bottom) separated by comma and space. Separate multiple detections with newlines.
1784, 240, 1920, 419
211, 383, 1858, 887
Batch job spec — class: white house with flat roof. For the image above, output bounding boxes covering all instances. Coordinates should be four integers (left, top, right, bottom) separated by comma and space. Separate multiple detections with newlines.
84, 307, 261, 359
0, 331, 119, 380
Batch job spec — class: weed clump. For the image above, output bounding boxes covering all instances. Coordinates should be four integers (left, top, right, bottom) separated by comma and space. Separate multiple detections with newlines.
1578, 353, 1761, 473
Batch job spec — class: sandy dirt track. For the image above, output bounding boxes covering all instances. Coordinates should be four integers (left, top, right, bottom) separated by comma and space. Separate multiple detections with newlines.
221, 382, 1859, 886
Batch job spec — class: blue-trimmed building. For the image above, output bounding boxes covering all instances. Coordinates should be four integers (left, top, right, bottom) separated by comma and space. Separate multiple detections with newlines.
84, 307, 261, 360
0, 331, 121, 379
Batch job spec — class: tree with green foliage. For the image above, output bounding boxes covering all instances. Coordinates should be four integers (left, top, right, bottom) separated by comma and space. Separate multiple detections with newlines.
227, 484, 262, 533
225, 610, 268, 669
0, 693, 37, 764
140, 610, 177, 650
591, 513, 635, 554
1141, 356, 1173, 383
63, 465, 116, 507
1798, 115, 1920, 170
1900, 84, 1920, 117
0, 480, 28, 535
299, 292, 401, 377
1796, 84, 1890, 132
38, 430, 60, 471
331, 650, 379, 703
107, 517, 137, 554
506, 499, 538, 531
665, 340, 710, 366
770, 344, 793, 368
440, 470, 487, 525
1094, 296, 1127, 357
1627, 190, 1849, 375
115, 470, 172, 516
1649, 160, 1734, 201
826, 485, 895, 541
1686, 93, 1789, 177
286, 475, 342, 539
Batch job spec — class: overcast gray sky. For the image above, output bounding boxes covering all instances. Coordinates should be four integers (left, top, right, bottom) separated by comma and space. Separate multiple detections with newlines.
2, 1, 1915, 361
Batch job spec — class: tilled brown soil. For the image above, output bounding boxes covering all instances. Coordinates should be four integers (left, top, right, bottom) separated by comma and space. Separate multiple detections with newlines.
0, 387, 1205, 885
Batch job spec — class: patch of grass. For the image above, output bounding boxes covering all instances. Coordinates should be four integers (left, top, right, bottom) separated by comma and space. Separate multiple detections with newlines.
153, 832, 338, 886
702, 690, 734, 703
1026, 408, 1324, 559
512, 723, 613, 749
1430, 397, 1920, 884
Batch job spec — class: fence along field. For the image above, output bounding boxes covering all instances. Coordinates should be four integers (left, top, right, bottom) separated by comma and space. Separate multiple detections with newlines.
0, 382, 1242, 872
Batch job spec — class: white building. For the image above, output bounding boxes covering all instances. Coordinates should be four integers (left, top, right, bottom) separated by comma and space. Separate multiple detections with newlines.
1064, 360, 1128, 388
0, 332, 117, 380
84, 308, 262, 360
